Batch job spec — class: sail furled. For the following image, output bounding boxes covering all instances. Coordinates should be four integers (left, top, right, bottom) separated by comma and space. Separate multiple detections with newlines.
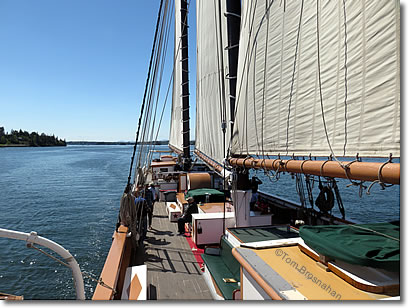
169, 0, 185, 153
231, 0, 400, 158
195, 0, 232, 165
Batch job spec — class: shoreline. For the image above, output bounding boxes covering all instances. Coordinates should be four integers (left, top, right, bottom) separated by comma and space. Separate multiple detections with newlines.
0, 144, 66, 148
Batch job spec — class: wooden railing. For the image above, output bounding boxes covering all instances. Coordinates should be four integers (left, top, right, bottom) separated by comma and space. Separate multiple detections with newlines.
92, 225, 130, 300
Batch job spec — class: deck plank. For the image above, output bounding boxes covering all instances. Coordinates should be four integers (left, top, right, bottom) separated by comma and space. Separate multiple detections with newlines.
143, 201, 212, 300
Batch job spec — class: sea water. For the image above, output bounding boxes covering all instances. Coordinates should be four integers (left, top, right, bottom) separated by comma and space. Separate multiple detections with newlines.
0, 145, 400, 299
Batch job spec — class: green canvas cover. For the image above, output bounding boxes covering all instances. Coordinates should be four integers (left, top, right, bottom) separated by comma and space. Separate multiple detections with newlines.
229, 226, 299, 243
185, 188, 224, 203
299, 221, 400, 272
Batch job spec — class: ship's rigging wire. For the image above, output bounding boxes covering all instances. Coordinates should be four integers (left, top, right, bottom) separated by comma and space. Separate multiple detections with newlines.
146, 1, 174, 165
126, 0, 191, 188
119, 0, 174, 245
136, 0, 173, 171
126, 0, 166, 191
147, 1, 190, 166
316, 0, 338, 162
143, 0, 191, 172
231, 0, 259, 157
342, 0, 349, 157
210, 0, 228, 233
260, 1, 271, 161
137, 0, 170, 168
143, 0, 191, 174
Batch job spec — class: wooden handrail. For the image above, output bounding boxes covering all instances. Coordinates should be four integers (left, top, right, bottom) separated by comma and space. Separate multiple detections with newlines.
92, 225, 129, 300
232, 248, 282, 300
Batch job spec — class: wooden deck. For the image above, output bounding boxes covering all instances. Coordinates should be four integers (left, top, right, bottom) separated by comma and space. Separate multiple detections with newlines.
137, 201, 213, 300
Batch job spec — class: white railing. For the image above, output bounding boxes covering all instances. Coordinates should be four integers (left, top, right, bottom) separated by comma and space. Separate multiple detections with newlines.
0, 228, 85, 300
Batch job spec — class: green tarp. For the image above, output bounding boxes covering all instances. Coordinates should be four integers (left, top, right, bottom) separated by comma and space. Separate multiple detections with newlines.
299, 221, 400, 272
228, 226, 299, 243
185, 188, 224, 203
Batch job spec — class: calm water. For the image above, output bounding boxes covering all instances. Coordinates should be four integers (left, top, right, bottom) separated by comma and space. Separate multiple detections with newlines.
0, 146, 400, 299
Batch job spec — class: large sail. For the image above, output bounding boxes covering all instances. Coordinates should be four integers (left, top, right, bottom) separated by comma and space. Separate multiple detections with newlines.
231, 0, 400, 158
169, 0, 185, 153
195, 0, 232, 165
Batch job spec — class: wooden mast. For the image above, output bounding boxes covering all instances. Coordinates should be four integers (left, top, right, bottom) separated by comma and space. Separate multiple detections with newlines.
180, 0, 191, 170
225, 0, 241, 138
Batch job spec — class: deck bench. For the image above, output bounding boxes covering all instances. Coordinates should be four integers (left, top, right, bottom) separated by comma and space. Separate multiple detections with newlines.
201, 236, 240, 300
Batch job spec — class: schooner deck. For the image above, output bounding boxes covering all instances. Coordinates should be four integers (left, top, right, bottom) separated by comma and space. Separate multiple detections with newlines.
139, 201, 212, 300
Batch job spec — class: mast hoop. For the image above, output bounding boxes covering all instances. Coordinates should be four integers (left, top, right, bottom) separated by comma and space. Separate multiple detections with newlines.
320, 160, 330, 178
225, 44, 239, 50
366, 158, 395, 195
300, 159, 311, 175
242, 156, 252, 172
284, 157, 296, 173
224, 12, 241, 19
342, 159, 367, 197
261, 158, 267, 170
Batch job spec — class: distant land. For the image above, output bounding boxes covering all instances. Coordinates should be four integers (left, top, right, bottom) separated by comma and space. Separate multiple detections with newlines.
0, 127, 66, 147
67, 140, 196, 146
67, 140, 169, 146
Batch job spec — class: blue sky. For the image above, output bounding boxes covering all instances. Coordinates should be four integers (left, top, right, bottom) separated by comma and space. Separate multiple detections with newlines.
0, 0, 197, 141
0, 1, 405, 142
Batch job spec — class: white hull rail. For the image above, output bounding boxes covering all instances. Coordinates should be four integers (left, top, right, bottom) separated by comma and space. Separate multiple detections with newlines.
0, 228, 85, 300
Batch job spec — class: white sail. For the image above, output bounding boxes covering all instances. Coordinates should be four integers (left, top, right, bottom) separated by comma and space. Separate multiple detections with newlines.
169, 0, 184, 153
195, 0, 231, 164
231, 0, 400, 158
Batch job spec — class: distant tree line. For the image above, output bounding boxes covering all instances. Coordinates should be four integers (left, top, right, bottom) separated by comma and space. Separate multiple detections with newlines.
0, 127, 66, 147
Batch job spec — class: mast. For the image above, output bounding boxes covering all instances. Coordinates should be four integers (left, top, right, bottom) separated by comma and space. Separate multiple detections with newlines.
223, 0, 251, 190
225, 0, 241, 138
180, 0, 191, 170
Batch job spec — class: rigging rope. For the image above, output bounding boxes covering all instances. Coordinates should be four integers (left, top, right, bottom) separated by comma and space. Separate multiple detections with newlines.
126, 0, 166, 192
342, 0, 349, 156
332, 179, 345, 219
136, 0, 171, 172
130, 0, 191, 182
350, 224, 400, 242
260, 0, 271, 161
